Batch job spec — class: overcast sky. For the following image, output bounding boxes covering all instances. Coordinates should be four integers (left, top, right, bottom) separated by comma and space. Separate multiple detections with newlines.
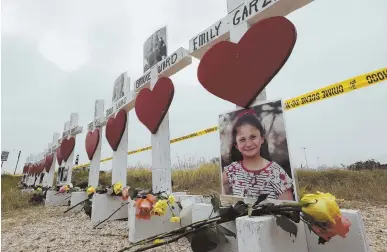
1, 0, 387, 174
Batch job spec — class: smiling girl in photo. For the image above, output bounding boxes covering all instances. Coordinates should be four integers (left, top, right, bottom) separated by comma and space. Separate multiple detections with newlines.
222, 109, 294, 200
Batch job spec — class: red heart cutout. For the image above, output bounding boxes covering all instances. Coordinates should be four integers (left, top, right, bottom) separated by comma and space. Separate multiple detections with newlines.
32, 164, 37, 175
23, 165, 29, 174
85, 129, 100, 160
44, 154, 54, 172
106, 109, 127, 151
197, 16, 297, 108
60, 137, 75, 162
56, 148, 63, 165
135, 77, 174, 134
39, 161, 45, 173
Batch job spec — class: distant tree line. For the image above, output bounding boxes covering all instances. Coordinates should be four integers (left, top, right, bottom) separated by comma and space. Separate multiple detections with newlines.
346, 159, 387, 171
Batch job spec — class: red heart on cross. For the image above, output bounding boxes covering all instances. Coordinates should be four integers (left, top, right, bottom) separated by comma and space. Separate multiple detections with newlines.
32, 164, 37, 175
135, 77, 175, 134
85, 129, 100, 160
61, 137, 75, 162
56, 148, 63, 165
197, 16, 297, 108
44, 154, 54, 173
106, 109, 127, 151
39, 160, 45, 173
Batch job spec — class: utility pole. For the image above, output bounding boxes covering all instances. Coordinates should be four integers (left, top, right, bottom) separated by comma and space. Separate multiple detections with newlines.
301, 147, 308, 169
14, 150, 21, 175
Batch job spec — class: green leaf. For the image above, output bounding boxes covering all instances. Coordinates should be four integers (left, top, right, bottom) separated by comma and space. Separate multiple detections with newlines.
252, 194, 269, 207
275, 216, 298, 237
190, 227, 220, 252
248, 206, 253, 217
216, 225, 236, 239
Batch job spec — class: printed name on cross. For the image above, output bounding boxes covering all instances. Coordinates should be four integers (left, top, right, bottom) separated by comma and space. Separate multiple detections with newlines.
106, 107, 114, 117
88, 122, 94, 132
192, 21, 222, 51
115, 96, 127, 110
232, 0, 276, 26
135, 71, 152, 90
70, 127, 81, 135
189, 0, 312, 58
134, 47, 191, 91
157, 53, 178, 74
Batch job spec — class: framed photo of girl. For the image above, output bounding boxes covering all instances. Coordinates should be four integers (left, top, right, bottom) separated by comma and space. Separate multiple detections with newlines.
219, 99, 299, 202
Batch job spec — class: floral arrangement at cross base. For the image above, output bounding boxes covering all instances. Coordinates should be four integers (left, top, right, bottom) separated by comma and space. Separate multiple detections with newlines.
116, 191, 351, 252
70, 182, 131, 219
135, 193, 181, 224
28, 184, 49, 205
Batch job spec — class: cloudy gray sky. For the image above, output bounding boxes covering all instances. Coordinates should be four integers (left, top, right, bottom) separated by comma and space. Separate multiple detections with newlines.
1, 0, 387, 174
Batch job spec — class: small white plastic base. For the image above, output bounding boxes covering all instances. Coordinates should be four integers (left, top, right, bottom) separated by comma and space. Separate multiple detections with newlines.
45, 190, 72, 206
70, 191, 88, 212
128, 193, 212, 243
91, 193, 128, 226
236, 215, 308, 252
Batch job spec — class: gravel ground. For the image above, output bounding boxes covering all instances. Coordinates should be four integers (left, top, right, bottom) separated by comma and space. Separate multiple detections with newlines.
1, 202, 386, 252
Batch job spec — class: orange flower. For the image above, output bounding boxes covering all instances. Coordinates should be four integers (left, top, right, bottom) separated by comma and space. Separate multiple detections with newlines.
135, 198, 152, 220
146, 194, 157, 204
121, 187, 129, 201
312, 215, 351, 241
135, 196, 156, 220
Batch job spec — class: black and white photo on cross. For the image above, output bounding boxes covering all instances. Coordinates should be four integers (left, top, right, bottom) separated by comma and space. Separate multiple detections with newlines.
112, 72, 126, 103
143, 26, 168, 73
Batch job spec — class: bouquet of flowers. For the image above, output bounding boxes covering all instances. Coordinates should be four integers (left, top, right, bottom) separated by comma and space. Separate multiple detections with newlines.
117, 191, 351, 252
135, 193, 181, 223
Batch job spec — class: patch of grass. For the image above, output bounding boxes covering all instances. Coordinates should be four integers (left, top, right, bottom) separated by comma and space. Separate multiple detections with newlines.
1, 174, 33, 216
297, 168, 387, 203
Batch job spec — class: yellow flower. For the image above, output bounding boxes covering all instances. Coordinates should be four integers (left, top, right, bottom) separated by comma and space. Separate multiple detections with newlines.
64, 185, 69, 191
159, 200, 168, 210
301, 191, 341, 224
168, 195, 176, 205
36, 187, 42, 194
153, 239, 165, 245
153, 207, 166, 216
170, 216, 181, 223
87, 186, 96, 195
113, 182, 123, 195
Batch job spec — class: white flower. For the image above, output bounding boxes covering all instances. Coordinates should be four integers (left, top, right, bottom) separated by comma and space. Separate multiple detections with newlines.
68, 183, 73, 188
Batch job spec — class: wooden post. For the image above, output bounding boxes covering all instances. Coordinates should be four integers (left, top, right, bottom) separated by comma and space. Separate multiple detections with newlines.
59, 114, 83, 186
43, 132, 60, 187
134, 47, 192, 194
87, 100, 105, 187
108, 73, 131, 186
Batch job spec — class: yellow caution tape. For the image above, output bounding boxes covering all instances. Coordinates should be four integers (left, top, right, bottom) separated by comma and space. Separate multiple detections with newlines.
73, 67, 386, 170
284, 67, 387, 110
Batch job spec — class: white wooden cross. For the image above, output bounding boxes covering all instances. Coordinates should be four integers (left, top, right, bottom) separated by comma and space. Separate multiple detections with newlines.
59, 113, 83, 186
34, 153, 44, 186
26, 154, 34, 186
42, 132, 60, 187
23, 156, 31, 184
134, 47, 192, 194
87, 99, 105, 187
105, 72, 133, 187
